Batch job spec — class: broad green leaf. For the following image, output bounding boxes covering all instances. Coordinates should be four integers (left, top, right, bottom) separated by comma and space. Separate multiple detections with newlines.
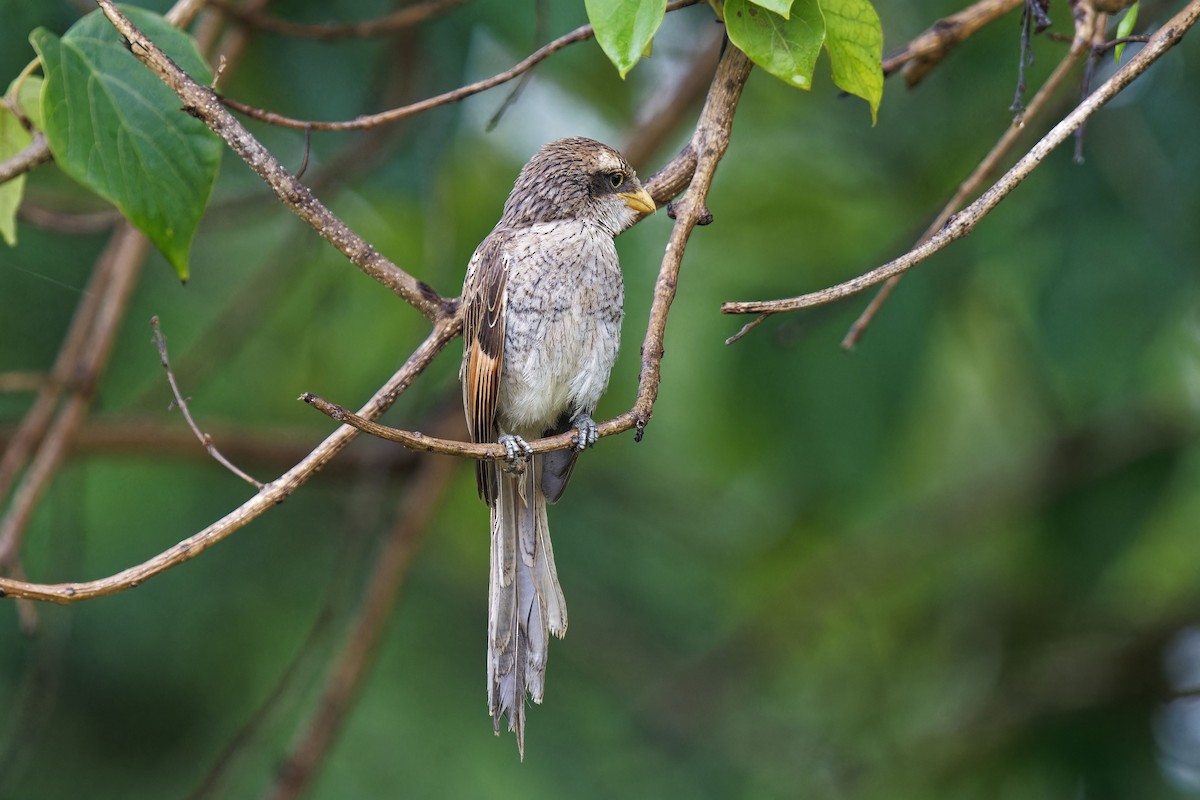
0, 99, 32, 246
749, 0, 795, 18
30, 6, 221, 279
821, 0, 883, 123
585, 0, 668, 79
726, 0, 824, 91
1115, 2, 1139, 63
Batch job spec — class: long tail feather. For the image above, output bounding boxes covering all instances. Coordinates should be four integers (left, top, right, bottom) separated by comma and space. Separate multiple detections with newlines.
487, 455, 569, 758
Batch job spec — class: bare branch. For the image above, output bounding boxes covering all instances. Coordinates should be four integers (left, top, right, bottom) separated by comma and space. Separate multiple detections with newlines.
0, 223, 149, 570
0, 318, 460, 604
208, 0, 467, 41
839, 6, 1102, 350
94, 0, 454, 321
884, 0, 1024, 88
0, 134, 51, 186
721, 0, 1200, 319
217, 0, 704, 132
151, 317, 263, 488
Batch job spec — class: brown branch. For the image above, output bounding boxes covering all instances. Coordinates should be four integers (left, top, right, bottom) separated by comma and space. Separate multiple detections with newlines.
0, 223, 148, 570
209, 0, 466, 41
884, 0, 1024, 88
0, 318, 460, 603
151, 316, 263, 488
0, 134, 51, 186
94, 0, 454, 322
264, 435, 461, 800
0, 373, 45, 394
217, 0, 705, 132
721, 0, 1200, 320
836, 7, 1102, 350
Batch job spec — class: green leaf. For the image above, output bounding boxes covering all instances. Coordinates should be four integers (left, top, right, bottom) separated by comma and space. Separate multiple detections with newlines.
0, 98, 32, 246
726, 0, 824, 91
821, 0, 883, 123
585, 0, 668, 79
29, 6, 221, 279
1115, 2, 1139, 64
749, 0, 795, 18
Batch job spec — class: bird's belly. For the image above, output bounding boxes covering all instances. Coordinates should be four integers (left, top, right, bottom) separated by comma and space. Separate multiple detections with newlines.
498, 281, 622, 436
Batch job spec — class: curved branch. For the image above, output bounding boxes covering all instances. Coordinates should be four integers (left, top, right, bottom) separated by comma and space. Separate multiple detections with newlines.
93, 0, 454, 321
209, 0, 467, 41
722, 0, 1200, 318
218, 0, 704, 132
0, 319, 460, 604
0, 134, 51, 186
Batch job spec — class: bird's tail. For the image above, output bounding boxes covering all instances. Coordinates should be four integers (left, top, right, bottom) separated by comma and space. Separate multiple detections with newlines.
488, 454, 568, 758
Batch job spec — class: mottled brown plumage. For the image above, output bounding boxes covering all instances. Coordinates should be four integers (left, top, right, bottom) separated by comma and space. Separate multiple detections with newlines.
460, 137, 654, 757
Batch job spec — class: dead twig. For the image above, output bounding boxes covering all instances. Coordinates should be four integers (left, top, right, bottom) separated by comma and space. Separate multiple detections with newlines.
151, 316, 263, 488
883, 0, 1024, 88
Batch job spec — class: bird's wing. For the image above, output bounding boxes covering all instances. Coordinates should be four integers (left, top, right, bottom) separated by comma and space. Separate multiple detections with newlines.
462, 234, 509, 505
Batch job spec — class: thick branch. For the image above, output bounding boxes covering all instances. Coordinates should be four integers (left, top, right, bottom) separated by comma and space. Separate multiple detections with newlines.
722, 0, 1200, 318
94, 0, 453, 321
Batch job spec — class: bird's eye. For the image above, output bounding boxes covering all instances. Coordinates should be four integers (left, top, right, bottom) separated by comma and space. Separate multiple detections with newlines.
608, 172, 625, 189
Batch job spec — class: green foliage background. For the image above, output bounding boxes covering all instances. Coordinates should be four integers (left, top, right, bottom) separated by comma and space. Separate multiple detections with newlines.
3, 0, 1200, 797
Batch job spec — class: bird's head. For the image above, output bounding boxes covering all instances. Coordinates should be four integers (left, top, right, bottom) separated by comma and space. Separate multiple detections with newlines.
500, 137, 656, 235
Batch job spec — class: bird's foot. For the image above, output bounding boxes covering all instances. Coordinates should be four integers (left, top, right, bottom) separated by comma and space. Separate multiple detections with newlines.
570, 414, 598, 451
498, 434, 533, 473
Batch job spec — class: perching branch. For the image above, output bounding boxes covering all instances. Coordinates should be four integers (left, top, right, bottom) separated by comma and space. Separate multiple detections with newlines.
305, 43, 754, 456
721, 0, 1200, 321
218, 0, 704, 132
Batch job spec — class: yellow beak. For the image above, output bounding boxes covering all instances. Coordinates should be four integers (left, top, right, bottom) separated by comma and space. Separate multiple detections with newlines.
618, 187, 656, 215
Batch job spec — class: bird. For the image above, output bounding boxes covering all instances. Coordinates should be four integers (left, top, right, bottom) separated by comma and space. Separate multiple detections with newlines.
460, 137, 655, 757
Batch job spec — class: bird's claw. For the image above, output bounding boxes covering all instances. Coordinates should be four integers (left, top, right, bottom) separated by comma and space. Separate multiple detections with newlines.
498, 434, 533, 473
570, 414, 598, 452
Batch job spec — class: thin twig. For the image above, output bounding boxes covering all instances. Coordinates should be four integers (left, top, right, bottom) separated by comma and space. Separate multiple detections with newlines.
95, 0, 454, 321
0, 318, 461, 603
838, 7, 1100, 350
151, 316, 263, 488
721, 0, 1200, 320
209, 0, 466, 41
217, 0, 704, 132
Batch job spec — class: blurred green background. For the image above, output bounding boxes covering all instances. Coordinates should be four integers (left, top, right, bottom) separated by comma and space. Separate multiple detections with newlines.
3, 0, 1200, 797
